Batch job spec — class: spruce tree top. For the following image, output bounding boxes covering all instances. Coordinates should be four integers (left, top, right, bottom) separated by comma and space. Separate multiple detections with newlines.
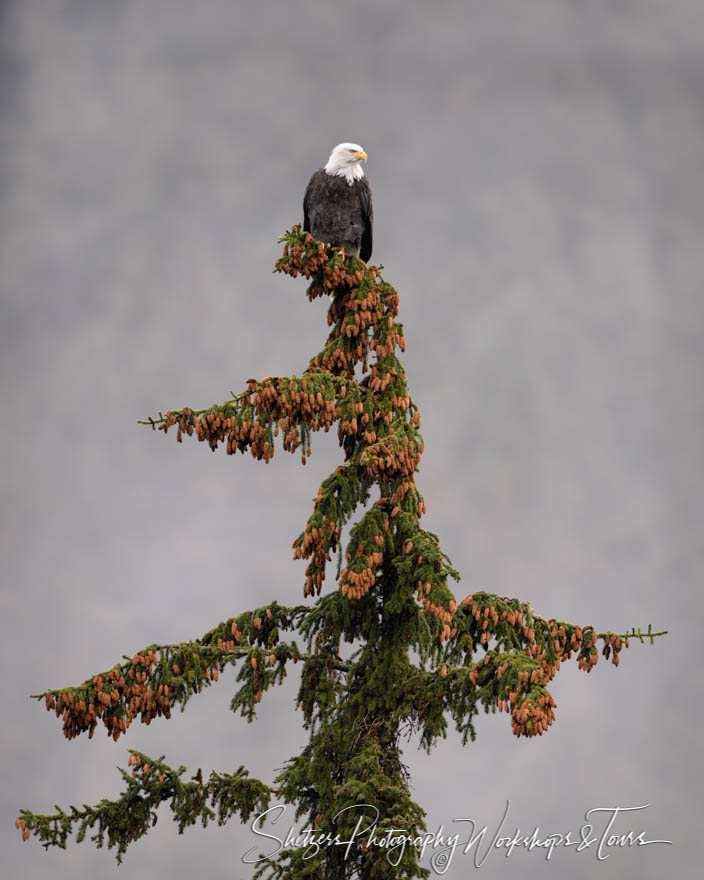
16, 229, 664, 878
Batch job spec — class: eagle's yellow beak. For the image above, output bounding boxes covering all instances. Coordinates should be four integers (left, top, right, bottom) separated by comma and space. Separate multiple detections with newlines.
354, 150, 368, 162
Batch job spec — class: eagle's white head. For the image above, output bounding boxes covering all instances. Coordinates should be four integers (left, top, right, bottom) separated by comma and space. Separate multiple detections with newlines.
325, 142, 368, 185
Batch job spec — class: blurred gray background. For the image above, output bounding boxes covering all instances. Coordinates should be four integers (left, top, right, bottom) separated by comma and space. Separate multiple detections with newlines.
2, 1, 702, 877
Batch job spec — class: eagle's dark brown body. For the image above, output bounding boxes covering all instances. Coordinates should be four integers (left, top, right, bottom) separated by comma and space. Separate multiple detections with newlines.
303, 169, 373, 263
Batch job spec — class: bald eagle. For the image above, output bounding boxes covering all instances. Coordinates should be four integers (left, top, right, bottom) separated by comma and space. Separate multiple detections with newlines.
303, 143, 373, 263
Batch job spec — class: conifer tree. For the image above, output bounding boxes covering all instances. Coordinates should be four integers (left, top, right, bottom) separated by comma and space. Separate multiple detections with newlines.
17, 228, 665, 878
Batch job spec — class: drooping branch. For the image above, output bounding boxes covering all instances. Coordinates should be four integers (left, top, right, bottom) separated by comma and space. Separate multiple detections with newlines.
434, 591, 668, 739
17, 751, 272, 864
32, 603, 311, 741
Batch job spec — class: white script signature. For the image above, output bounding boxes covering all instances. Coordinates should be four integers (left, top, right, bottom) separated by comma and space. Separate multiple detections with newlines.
242, 801, 672, 873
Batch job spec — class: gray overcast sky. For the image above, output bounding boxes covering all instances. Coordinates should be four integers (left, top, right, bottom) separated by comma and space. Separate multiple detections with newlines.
1, 1, 702, 878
